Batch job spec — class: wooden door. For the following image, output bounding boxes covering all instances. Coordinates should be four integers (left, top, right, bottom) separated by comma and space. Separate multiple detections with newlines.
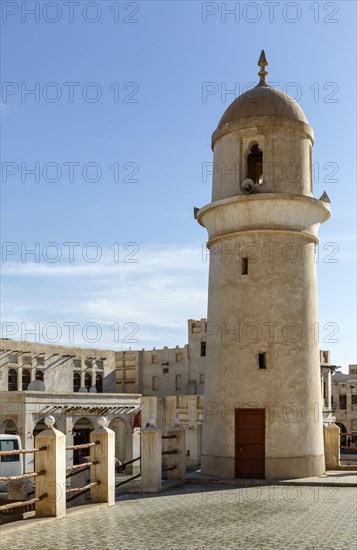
235, 408, 265, 479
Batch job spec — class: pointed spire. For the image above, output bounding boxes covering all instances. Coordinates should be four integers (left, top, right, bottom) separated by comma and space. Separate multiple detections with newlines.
258, 49, 268, 85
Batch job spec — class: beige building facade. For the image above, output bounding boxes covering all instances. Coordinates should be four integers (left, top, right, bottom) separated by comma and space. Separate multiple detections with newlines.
115, 319, 206, 396
332, 364, 357, 443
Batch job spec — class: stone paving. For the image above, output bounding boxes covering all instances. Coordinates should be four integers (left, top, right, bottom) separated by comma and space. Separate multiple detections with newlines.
1, 484, 356, 550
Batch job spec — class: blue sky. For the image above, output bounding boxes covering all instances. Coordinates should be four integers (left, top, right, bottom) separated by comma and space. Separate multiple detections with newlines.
1, 1, 356, 371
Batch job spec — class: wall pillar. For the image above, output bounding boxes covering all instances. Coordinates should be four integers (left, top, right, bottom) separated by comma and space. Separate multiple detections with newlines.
141, 426, 162, 492
132, 427, 141, 475
35, 416, 66, 518
89, 418, 115, 506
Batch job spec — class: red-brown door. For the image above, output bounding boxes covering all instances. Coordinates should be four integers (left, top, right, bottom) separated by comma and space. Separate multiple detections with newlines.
235, 408, 265, 479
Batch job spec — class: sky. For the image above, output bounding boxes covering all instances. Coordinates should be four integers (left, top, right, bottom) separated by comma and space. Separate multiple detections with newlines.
0, 0, 356, 372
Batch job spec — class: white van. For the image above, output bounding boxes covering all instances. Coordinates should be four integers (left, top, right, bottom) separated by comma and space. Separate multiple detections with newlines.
0, 434, 23, 493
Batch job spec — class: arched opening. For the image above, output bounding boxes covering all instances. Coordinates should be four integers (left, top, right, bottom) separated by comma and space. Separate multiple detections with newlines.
8, 369, 18, 391
73, 372, 81, 392
247, 144, 263, 184
0, 419, 18, 435
22, 369, 31, 390
35, 370, 44, 381
33, 418, 57, 438
336, 422, 347, 447
72, 417, 94, 464
96, 373, 103, 393
109, 417, 133, 471
84, 373, 92, 391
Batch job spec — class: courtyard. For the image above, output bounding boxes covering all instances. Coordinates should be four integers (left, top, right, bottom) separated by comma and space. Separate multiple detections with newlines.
1, 483, 356, 550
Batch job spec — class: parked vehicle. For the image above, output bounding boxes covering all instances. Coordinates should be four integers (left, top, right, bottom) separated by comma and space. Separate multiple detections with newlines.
0, 434, 23, 493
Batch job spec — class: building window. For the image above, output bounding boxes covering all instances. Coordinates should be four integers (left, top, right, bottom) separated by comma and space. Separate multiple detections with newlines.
36, 370, 44, 381
85, 373, 92, 391
96, 374, 103, 393
200, 373, 205, 384
176, 352, 182, 362
339, 395, 347, 410
23, 356, 32, 365
22, 369, 31, 390
258, 353, 267, 369
241, 257, 248, 275
73, 359, 81, 368
36, 357, 45, 366
200, 342, 206, 357
163, 368, 169, 374
176, 375, 182, 391
9, 354, 18, 364
247, 144, 263, 183
352, 395, 357, 405
8, 369, 18, 391
152, 376, 158, 391
152, 355, 158, 364
73, 372, 81, 392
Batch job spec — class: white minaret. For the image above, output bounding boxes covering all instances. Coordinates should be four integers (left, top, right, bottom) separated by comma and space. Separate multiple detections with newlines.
197, 51, 330, 479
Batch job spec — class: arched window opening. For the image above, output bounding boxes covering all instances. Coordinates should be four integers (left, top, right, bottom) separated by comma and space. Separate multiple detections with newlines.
8, 369, 18, 391
247, 144, 263, 183
84, 373, 92, 391
96, 373, 103, 393
22, 369, 31, 390
73, 372, 81, 392
36, 370, 44, 381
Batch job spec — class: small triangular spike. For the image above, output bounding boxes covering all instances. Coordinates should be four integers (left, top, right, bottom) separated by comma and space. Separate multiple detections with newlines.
258, 50, 267, 66
319, 191, 331, 203
193, 207, 200, 220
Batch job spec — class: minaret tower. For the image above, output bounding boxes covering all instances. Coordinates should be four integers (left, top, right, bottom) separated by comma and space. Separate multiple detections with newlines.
197, 51, 330, 479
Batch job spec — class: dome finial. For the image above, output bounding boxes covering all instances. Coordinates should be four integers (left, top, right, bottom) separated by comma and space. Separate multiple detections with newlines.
257, 49, 268, 85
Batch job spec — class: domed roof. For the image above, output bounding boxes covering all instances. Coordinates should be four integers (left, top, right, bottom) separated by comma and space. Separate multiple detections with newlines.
217, 51, 308, 130
217, 84, 308, 128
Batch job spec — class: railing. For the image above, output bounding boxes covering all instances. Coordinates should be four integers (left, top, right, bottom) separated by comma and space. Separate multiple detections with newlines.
0, 415, 116, 523
115, 456, 141, 488
65, 441, 100, 505
0, 446, 48, 516
162, 435, 178, 477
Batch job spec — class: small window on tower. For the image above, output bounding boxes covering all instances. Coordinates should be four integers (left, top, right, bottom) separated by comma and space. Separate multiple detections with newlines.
247, 144, 263, 184
258, 353, 267, 369
200, 342, 206, 357
241, 257, 248, 275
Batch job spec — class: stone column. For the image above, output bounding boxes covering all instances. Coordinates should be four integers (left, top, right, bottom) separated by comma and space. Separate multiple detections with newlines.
35, 416, 66, 519
91, 360, 97, 391
31, 357, 36, 381
17, 365, 23, 391
327, 368, 332, 410
141, 426, 162, 492
324, 422, 340, 470
89, 418, 115, 506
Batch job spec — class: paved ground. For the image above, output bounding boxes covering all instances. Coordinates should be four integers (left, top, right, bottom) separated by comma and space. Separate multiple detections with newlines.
1, 484, 356, 550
